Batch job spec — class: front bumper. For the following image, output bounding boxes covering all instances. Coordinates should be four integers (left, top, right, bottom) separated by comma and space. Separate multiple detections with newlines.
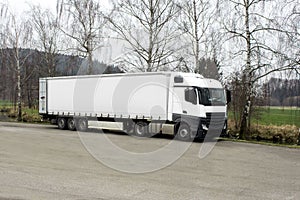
196, 114, 227, 139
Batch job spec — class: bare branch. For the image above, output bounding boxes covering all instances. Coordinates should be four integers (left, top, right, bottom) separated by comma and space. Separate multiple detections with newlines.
108, 0, 180, 72
58, 0, 109, 74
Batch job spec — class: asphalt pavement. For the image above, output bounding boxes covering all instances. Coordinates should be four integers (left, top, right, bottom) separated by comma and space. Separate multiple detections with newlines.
0, 122, 299, 200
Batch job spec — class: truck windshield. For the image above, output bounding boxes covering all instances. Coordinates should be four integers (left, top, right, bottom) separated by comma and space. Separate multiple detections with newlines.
198, 88, 226, 106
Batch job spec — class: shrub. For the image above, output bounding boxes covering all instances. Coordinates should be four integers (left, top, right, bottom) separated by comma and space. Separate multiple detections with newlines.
255, 125, 298, 144
228, 119, 299, 145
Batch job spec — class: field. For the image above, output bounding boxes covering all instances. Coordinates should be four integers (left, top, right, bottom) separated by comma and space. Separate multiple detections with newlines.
228, 106, 300, 127
228, 106, 300, 144
253, 107, 300, 127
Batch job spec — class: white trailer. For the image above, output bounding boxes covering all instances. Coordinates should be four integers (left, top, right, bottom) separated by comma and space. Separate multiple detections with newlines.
39, 72, 230, 140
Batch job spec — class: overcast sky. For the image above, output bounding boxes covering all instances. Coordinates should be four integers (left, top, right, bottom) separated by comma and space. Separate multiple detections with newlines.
2, 0, 56, 14
1, 0, 125, 65
2, 0, 111, 14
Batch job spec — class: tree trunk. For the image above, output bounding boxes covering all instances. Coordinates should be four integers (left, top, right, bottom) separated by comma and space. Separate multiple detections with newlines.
239, 0, 251, 139
193, 0, 200, 73
16, 49, 22, 121
240, 92, 251, 138
147, 0, 154, 72
87, 50, 93, 75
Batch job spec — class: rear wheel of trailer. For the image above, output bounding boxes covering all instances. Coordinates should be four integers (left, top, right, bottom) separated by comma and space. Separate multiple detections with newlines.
57, 117, 67, 130
67, 118, 76, 131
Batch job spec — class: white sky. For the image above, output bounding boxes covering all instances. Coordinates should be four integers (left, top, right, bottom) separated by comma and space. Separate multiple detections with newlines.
1, 0, 124, 64
2, 0, 112, 15
2, 0, 57, 14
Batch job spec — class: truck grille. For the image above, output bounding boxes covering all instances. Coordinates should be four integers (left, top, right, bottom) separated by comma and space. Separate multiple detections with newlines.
203, 112, 226, 129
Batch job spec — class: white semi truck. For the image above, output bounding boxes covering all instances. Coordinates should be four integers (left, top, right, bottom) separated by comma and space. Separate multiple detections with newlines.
39, 72, 230, 140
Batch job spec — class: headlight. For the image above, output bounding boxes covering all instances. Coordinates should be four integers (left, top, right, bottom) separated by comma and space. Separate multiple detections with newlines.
202, 124, 208, 131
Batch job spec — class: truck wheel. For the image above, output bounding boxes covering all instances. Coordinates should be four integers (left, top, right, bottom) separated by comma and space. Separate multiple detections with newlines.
67, 118, 76, 131
76, 118, 88, 132
134, 121, 149, 137
124, 121, 134, 135
176, 122, 191, 141
57, 117, 67, 130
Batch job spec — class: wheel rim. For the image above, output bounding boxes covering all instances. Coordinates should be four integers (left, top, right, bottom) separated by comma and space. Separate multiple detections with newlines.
79, 119, 86, 130
135, 122, 148, 137
68, 119, 76, 130
124, 122, 134, 133
136, 125, 144, 136
179, 128, 188, 138
176, 123, 191, 140
58, 118, 65, 128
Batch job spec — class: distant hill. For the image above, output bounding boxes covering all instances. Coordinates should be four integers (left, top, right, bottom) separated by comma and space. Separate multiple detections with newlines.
0, 48, 123, 76
0, 48, 123, 107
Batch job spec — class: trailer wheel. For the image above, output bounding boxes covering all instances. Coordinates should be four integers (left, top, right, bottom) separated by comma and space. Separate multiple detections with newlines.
57, 117, 67, 130
67, 118, 76, 131
175, 122, 191, 141
76, 118, 88, 132
134, 121, 149, 137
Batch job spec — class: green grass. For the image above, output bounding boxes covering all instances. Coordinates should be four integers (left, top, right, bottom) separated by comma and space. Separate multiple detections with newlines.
21, 108, 41, 122
253, 107, 300, 127
0, 100, 40, 122
0, 100, 13, 107
229, 107, 300, 127
23, 107, 39, 115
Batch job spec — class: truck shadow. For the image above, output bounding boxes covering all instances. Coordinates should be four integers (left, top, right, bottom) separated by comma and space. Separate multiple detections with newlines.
70, 128, 224, 143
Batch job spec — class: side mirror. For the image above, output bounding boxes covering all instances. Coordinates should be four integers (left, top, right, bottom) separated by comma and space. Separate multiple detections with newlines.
185, 88, 197, 105
226, 89, 231, 104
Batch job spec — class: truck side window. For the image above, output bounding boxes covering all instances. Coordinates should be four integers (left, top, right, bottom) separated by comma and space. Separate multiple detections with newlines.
184, 88, 197, 105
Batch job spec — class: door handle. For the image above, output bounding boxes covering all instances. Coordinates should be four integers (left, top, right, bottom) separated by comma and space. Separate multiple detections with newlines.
183, 110, 187, 114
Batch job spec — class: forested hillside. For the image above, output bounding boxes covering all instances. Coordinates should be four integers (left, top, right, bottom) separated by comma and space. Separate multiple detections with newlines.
0, 48, 122, 107
262, 78, 300, 107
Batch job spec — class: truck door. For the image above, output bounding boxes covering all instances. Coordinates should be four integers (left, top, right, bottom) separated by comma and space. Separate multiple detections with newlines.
173, 87, 200, 117
39, 79, 47, 114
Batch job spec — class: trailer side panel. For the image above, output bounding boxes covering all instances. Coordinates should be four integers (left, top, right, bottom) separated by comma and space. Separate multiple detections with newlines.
44, 73, 170, 120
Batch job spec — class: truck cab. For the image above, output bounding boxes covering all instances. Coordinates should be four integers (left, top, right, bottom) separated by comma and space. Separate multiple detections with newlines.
170, 73, 228, 140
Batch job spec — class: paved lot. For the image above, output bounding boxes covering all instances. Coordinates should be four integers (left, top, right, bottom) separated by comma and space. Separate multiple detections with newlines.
0, 122, 299, 200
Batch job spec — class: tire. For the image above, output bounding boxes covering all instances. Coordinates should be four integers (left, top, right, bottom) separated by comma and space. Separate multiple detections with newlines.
134, 121, 149, 137
67, 118, 76, 131
175, 122, 191, 141
57, 117, 67, 130
76, 118, 88, 132
123, 121, 134, 135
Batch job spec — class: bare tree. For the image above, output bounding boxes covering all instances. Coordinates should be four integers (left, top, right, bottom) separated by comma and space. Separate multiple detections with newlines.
57, 0, 107, 74
222, 0, 299, 139
108, 0, 180, 72
177, 0, 218, 73
0, 4, 33, 121
30, 5, 61, 77
278, 0, 300, 75
227, 72, 246, 131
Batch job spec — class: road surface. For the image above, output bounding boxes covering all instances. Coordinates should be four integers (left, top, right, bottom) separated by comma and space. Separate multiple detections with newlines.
0, 122, 299, 200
